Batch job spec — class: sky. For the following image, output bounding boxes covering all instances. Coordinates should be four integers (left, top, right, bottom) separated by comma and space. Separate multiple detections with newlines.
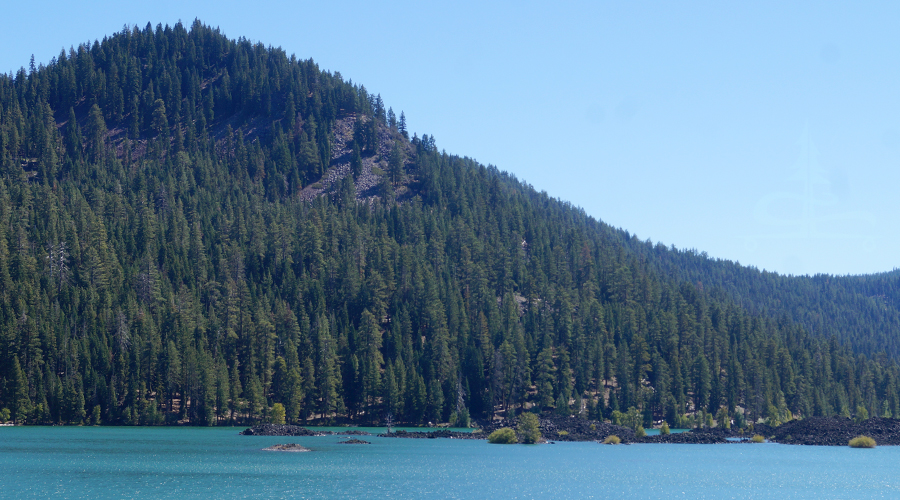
2, 1, 898, 277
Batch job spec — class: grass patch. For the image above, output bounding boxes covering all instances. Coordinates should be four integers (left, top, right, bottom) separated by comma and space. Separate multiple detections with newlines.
603, 435, 621, 445
849, 435, 876, 448
487, 427, 517, 444
310, 182, 323, 189
372, 166, 385, 176
750, 435, 765, 443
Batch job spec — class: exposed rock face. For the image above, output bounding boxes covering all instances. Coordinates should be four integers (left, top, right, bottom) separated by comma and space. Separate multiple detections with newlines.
263, 443, 311, 452
338, 438, 370, 444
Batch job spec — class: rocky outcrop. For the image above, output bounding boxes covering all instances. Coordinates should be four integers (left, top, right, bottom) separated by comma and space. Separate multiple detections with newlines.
241, 424, 374, 436
338, 438, 371, 444
263, 443, 311, 452
243, 417, 900, 446
639, 432, 728, 444
771, 417, 900, 446
477, 415, 636, 443
241, 424, 327, 436
384, 429, 484, 440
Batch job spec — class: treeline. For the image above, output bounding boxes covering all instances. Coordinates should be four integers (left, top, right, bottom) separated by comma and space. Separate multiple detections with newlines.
0, 21, 898, 428
617, 237, 900, 358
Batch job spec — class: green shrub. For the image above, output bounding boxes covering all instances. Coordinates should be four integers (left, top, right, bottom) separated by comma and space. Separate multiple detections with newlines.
612, 407, 641, 430
270, 403, 286, 425
750, 435, 765, 443
458, 408, 471, 428
517, 413, 542, 444
372, 167, 385, 176
488, 427, 518, 444
660, 422, 670, 435
603, 435, 621, 445
590, 424, 596, 431
0, 408, 10, 422
849, 436, 876, 448
557, 430, 569, 436
635, 426, 646, 437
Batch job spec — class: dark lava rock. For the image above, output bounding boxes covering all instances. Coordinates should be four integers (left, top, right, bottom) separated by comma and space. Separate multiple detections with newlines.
638, 432, 727, 444
242, 424, 376, 436
241, 424, 327, 436
480, 415, 636, 443
338, 438, 370, 444
384, 429, 483, 439
263, 443, 311, 452
772, 417, 900, 446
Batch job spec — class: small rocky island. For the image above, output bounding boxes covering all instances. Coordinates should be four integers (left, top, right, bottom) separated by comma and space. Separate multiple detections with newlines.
263, 443, 311, 452
338, 439, 370, 445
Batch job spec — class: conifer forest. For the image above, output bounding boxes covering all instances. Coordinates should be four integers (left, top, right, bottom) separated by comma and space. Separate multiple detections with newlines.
1, 21, 900, 427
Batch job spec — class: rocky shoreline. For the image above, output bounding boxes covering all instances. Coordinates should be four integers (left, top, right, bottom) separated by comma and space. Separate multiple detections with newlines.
242, 416, 899, 446
384, 429, 484, 440
768, 417, 900, 446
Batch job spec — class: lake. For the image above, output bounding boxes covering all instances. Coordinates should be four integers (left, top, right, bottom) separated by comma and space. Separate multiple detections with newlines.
1, 426, 897, 499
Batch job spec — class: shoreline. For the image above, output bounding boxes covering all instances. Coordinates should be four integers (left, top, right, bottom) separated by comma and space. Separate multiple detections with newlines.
239, 416, 900, 446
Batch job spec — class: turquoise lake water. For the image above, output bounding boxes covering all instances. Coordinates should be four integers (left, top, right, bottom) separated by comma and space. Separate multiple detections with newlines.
1, 426, 897, 499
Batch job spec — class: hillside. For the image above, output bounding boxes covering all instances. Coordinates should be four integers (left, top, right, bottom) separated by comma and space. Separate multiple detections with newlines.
0, 20, 898, 427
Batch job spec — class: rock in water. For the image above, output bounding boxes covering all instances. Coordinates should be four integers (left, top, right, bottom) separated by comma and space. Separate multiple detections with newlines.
338, 438, 371, 444
263, 443, 311, 452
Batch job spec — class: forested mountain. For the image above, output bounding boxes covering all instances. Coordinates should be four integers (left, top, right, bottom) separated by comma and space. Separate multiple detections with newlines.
624, 242, 900, 358
1, 21, 898, 428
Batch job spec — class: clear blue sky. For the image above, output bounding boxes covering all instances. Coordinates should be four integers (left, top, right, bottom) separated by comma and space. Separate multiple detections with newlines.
3, 1, 898, 276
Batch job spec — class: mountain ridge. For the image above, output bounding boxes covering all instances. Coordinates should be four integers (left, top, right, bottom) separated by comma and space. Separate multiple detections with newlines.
0, 20, 897, 429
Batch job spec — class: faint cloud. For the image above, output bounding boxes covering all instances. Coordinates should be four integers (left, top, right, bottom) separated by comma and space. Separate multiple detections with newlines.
820, 44, 841, 64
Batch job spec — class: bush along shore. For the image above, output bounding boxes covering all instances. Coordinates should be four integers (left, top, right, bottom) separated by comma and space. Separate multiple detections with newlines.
241, 416, 900, 446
